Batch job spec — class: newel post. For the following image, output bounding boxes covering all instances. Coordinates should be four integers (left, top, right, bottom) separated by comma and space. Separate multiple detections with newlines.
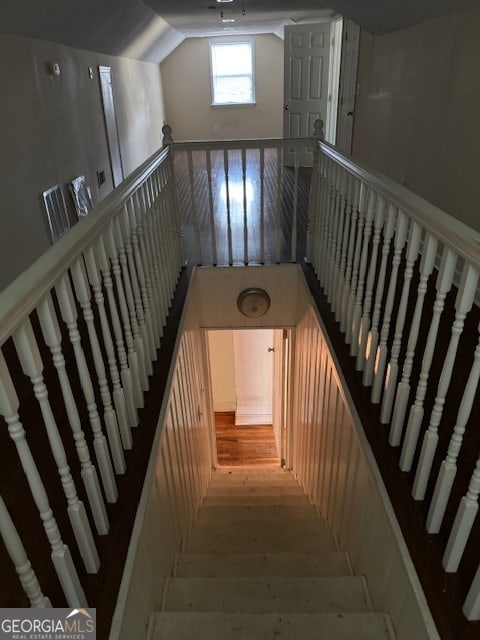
162, 123, 174, 148
306, 118, 325, 262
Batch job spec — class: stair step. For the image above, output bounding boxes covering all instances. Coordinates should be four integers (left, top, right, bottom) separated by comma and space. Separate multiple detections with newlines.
185, 525, 337, 553
163, 576, 372, 613
147, 612, 395, 640
206, 485, 305, 497
174, 551, 352, 578
195, 504, 321, 524
213, 467, 291, 476
208, 473, 300, 489
202, 494, 311, 506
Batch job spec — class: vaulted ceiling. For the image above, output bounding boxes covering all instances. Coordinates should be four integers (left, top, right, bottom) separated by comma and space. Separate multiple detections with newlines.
0, 0, 477, 63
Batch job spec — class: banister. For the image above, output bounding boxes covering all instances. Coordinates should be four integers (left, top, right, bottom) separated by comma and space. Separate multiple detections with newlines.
318, 140, 480, 269
0, 145, 171, 347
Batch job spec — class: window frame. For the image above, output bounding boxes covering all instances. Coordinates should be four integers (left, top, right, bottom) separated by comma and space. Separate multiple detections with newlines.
209, 38, 256, 107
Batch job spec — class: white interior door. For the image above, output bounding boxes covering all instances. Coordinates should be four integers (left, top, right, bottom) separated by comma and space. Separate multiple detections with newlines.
233, 329, 274, 426
336, 20, 360, 155
284, 23, 331, 165
99, 66, 123, 187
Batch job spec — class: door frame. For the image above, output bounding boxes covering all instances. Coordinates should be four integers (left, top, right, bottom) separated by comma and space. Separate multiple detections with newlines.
204, 327, 293, 467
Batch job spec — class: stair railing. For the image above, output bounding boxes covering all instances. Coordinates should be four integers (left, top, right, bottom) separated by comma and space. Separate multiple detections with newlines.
308, 139, 480, 620
0, 141, 183, 607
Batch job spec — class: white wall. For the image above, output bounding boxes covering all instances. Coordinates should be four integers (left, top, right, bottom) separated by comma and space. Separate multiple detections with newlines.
207, 330, 236, 412
353, 7, 480, 232
291, 276, 440, 640
0, 34, 166, 291
110, 291, 213, 640
160, 35, 284, 140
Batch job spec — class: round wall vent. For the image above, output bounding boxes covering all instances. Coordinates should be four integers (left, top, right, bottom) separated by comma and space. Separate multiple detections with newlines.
237, 287, 271, 318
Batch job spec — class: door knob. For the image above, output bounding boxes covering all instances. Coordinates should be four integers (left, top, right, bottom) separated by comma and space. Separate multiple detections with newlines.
284, 105, 289, 111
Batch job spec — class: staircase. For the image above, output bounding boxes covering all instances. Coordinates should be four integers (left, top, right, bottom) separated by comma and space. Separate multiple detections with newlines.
147, 467, 396, 640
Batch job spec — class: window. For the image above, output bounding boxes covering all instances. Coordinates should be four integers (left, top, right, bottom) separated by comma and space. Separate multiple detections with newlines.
210, 40, 255, 105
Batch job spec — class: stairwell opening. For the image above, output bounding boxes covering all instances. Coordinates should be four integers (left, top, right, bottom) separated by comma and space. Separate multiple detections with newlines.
206, 328, 288, 467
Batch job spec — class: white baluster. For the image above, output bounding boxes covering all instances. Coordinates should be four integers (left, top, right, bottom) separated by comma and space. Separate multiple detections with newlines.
149, 172, 170, 332
223, 149, 233, 265
345, 181, 366, 345
275, 146, 283, 263
381, 220, 421, 425
340, 177, 361, 334
0, 349, 87, 606
443, 455, 480, 572
205, 149, 218, 265
413, 263, 479, 501
55, 274, 118, 503
155, 168, 177, 315
259, 148, 265, 264
305, 143, 319, 264
106, 219, 148, 394
427, 323, 480, 533
12, 318, 100, 572
332, 170, 349, 321
187, 149, 202, 264
464, 562, 480, 620
119, 203, 155, 380
311, 152, 328, 275
84, 244, 137, 431
140, 180, 162, 350
357, 194, 385, 371
242, 147, 249, 264
37, 293, 109, 535
291, 149, 299, 263
0, 494, 51, 607
363, 203, 396, 387
400, 248, 457, 471
150, 172, 169, 334
95, 234, 143, 413
70, 258, 126, 474
351, 187, 376, 358
389, 232, 438, 446
371, 210, 408, 404
325, 163, 340, 302
142, 181, 163, 348
152, 168, 171, 320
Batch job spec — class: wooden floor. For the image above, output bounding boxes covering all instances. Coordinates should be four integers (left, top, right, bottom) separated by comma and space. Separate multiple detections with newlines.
215, 412, 279, 467
174, 148, 311, 266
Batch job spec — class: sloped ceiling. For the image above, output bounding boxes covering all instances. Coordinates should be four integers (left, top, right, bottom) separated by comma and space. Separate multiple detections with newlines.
0, 0, 478, 63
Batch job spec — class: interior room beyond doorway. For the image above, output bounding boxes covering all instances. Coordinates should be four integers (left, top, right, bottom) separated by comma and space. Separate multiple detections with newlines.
207, 329, 283, 466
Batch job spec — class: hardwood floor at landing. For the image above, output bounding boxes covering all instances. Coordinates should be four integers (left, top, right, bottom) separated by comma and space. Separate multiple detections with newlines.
215, 412, 279, 467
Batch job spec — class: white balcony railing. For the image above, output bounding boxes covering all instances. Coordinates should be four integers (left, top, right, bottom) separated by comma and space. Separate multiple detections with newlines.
308, 139, 480, 620
0, 139, 183, 607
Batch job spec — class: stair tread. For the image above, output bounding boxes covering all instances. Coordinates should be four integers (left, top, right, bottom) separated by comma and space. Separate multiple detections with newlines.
195, 504, 322, 522
148, 612, 395, 640
163, 576, 371, 613
174, 551, 352, 577
202, 494, 311, 506
185, 524, 337, 553
206, 486, 306, 497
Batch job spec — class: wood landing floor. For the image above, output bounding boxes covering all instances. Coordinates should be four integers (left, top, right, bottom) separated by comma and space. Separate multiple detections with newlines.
214, 412, 279, 467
